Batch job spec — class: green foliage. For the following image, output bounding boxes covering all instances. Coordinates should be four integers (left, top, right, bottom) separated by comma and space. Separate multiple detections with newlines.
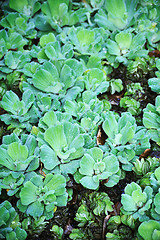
74, 200, 94, 227
148, 57, 160, 94
0, 90, 40, 131
121, 182, 153, 222
0, 13, 37, 39
0, 29, 27, 59
138, 220, 160, 240
120, 97, 141, 116
9, 0, 41, 17
39, 121, 84, 177
133, 157, 160, 177
143, 96, 160, 145
67, 27, 105, 55
22, 216, 48, 237
0, 0, 160, 239
75, 147, 119, 189
95, 0, 139, 30
0, 133, 39, 195
41, 0, 85, 32
101, 111, 150, 171
106, 31, 147, 66
50, 225, 64, 239
0, 200, 27, 239
69, 228, 87, 240
18, 173, 68, 220
89, 192, 113, 216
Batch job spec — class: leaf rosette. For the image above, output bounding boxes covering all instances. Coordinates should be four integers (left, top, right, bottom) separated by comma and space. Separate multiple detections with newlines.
0, 90, 40, 131
138, 220, 160, 240
143, 96, 160, 145
0, 133, 39, 195
0, 200, 27, 239
39, 121, 85, 177
75, 147, 119, 190
101, 111, 150, 170
18, 173, 68, 220
121, 182, 153, 222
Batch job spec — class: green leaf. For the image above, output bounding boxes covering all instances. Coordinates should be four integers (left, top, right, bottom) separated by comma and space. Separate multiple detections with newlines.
32, 64, 62, 93
80, 176, 99, 190
44, 125, 67, 155
121, 194, 137, 212
42, 111, 57, 128
9, 0, 28, 13
132, 189, 147, 204
143, 112, 159, 129
0, 147, 15, 170
105, 0, 128, 29
26, 201, 44, 218
44, 174, 66, 196
102, 112, 118, 139
77, 29, 95, 48
154, 193, 160, 214
106, 39, 120, 56
14, 227, 27, 240
148, 78, 160, 94
79, 154, 95, 176
138, 220, 160, 240
40, 145, 59, 170
7, 142, 28, 162
115, 32, 132, 51
120, 121, 135, 145
20, 181, 37, 205
39, 33, 56, 47
103, 155, 119, 175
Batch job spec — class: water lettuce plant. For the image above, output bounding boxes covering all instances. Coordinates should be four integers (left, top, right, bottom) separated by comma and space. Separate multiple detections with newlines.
101, 111, 150, 170
0, 29, 27, 60
106, 31, 147, 66
121, 182, 153, 222
0, 200, 27, 239
0, 133, 39, 172
138, 220, 160, 240
95, 0, 139, 30
143, 96, 160, 145
17, 173, 68, 220
148, 59, 160, 94
9, 0, 41, 17
41, 0, 86, 32
67, 26, 105, 55
0, 90, 39, 131
0, 12, 37, 39
0, 133, 39, 195
0, 0, 160, 239
75, 147, 119, 189
39, 121, 85, 177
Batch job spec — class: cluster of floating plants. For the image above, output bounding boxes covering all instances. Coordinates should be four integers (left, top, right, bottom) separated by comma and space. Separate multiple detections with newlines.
0, 0, 160, 239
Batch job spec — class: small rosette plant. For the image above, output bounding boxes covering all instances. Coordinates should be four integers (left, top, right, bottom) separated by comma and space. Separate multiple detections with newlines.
138, 220, 160, 240
105, 30, 147, 68
75, 147, 119, 190
148, 59, 160, 94
17, 173, 68, 220
67, 26, 104, 55
0, 90, 39, 131
143, 95, 160, 145
0, 133, 39, 195
0, 200, 27, 240
0, 12, 37, 39
150, 166, 160, 193
0, 29, 27, 59
39, 121, 85, 177
101, 111, 150, 171
121, 182, 153, 222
